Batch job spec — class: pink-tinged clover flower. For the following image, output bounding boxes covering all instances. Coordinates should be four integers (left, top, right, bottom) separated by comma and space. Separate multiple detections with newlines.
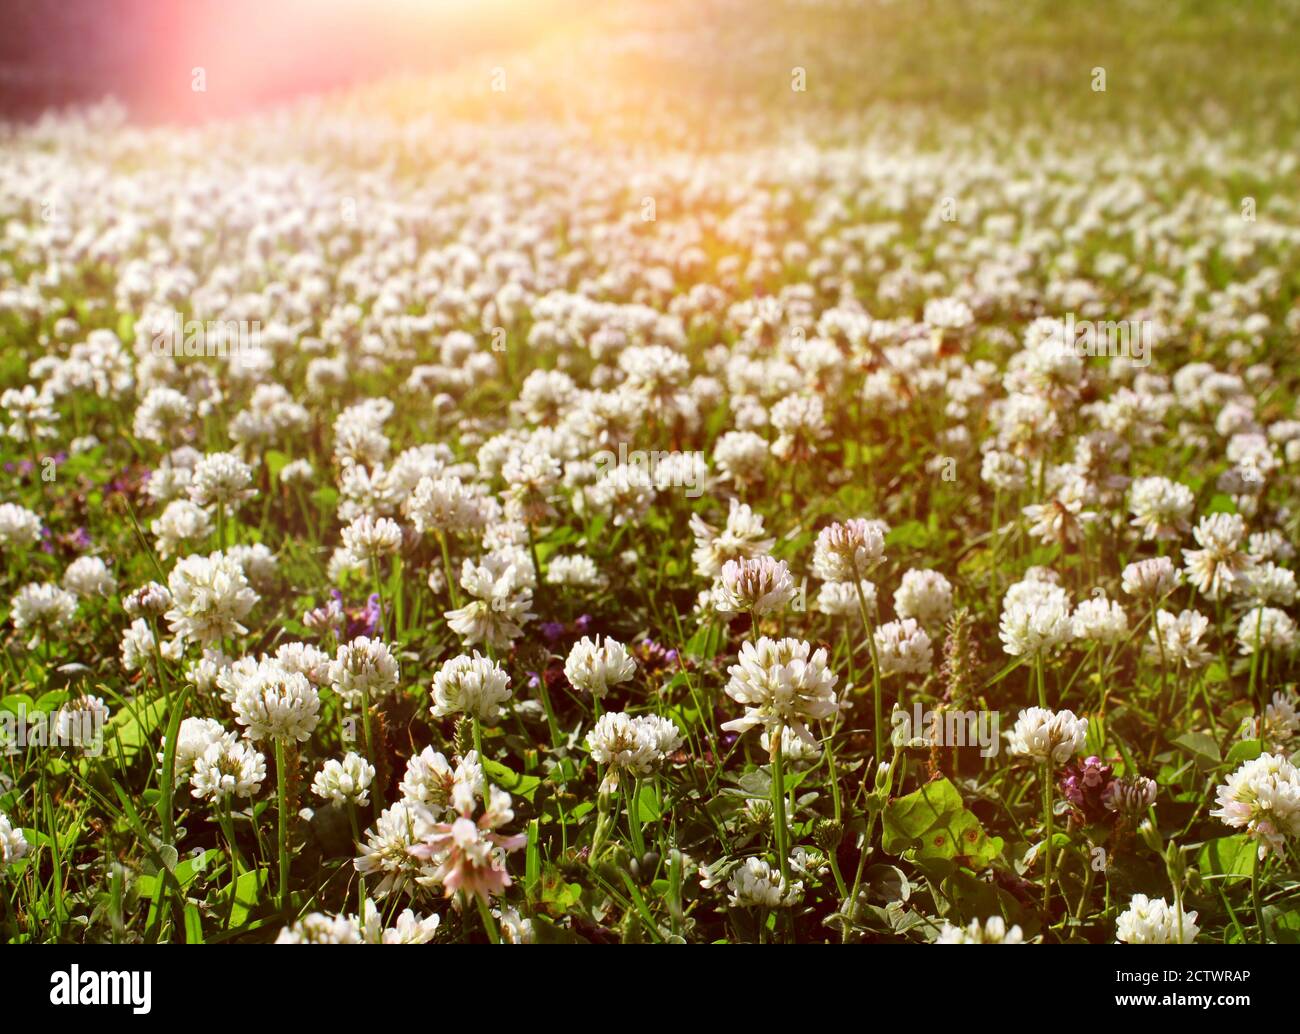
407, 751, 526, 902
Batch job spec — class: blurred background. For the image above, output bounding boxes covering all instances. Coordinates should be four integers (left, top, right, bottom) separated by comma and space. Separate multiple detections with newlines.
0, 0, 1297, 139
0, 0, 587, 121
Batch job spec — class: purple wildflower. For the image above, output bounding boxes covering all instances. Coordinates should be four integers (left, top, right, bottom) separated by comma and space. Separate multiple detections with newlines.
1058, 755, 1115, 824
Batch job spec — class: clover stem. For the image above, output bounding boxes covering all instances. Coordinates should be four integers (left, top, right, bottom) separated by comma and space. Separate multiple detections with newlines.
1042, 760, 1054, 914
771, 725, 791, 888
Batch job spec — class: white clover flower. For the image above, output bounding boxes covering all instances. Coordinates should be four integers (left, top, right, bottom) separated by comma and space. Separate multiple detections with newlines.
120, 619, 180, 676
355, 800, 437, 899
1006, 707, 1087, 766
1, 384, 57, 441
1236, 606, 1297, 655
1182, 512, 1254, 601
925, 296, 974, 331
815, 579, 876, 618
405, 475, 485, 536
53, 694, 110, 747
1240, 562, 1297, 607
1248, 530, 1295, 564
769, 393, 828, 460
227, 542, 279, 592
336, 465, 400, 525
498, 906, 535, 944
518, 368, 577, 423
564, 636, 637, 699
1241, 692, 1300, 750
980, 450, 1027, 492
585, 711, 683, 790
1127, 477, 1195, 541
873, 618, 934, 675
479, 519, 532, 559
430, 651, 512, 724
398, 747, 456, 816
545, 554, 606, 589
1102, 776, 1157, 820
893, 569, 953, 625
0, 503, 42, 550
275, 913, 364, 944
380, 908, 442, 944
1022, 476, 1096, 547
151, 499, 215, 559
0, 812, 30, 869
998, 580, 1072, 656
651, 451, 708, 495
1211, 753, 1300, 859
812, 519, 886, 581
189, 451, 254, 512
327, 545, 366, 582
935, 916, 1025, 943
232, 661, 321, 743
689, 499, 775, 578
61, 556, 116, 598
1115, 895, 1199, 944
10, 582, 78, 648
1145, 608, 1212, 669
1121, 557, 1181, 600
273, 641, 332, 686
722, 637, 839, 746
726, 856, 803, 908
145, 459, 194, 507
279, 458, 315, 485
714, 430, 770, 484
716, 555, 797, 616
312, 752, 376, 807
165, 551, 259, 646
485, 543, 535, 589
1070, 595, 1129, 643
328, 636, 400, 709
190, 738, 267, 801
186, 649, 231, 694
584, 463, 654, 527
502, 447, 562, 493
160, 717, 231, 784
341, 514, 404, 560
501, 447, 563, 524
123, 581, 171, 619
759, 724, 821, 767
334, 409, 391, 470
620, 344, 689, 395
742, 797, 777, 830
994, 390, 1060, 454
216, 656, 261, 706
133, 386, 193, 445
444, 556, 534, 650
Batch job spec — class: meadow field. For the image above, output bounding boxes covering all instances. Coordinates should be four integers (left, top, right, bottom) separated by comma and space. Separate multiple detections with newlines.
1, 0, 1299, 945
